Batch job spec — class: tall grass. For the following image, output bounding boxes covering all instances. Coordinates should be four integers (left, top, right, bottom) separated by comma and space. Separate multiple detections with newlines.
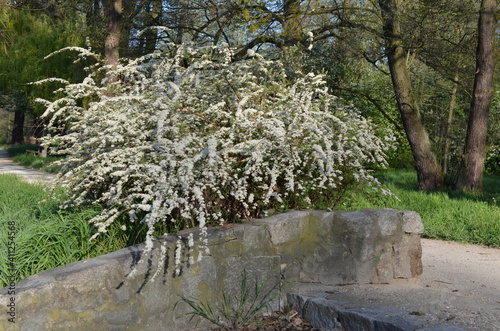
346, 170, 500, 247
0, 174, 146, 288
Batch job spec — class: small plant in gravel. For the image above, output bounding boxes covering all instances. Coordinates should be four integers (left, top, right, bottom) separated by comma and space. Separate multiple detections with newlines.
177, 270, 281, 330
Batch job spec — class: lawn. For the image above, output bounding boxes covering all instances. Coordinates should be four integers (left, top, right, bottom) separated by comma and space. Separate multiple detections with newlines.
346, 170, 500, 247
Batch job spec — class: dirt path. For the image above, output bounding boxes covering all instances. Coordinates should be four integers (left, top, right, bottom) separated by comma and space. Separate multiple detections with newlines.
0, 149, 56, 184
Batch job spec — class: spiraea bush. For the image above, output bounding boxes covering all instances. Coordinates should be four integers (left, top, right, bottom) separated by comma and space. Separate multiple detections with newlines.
38, 43, 395, 254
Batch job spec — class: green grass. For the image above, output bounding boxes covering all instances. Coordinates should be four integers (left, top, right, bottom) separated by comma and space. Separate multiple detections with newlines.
0, 174, 147, 288
346, 170, 500, 247
0, 144, 63, 173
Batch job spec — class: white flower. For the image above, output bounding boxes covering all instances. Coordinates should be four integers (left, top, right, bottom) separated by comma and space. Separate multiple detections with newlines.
40, 42, 392, 277
175, 236, 182, 268
188, 232, 194, 248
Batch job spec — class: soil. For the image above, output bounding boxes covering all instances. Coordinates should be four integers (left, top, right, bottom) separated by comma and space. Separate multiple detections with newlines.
196, 309, 321, 330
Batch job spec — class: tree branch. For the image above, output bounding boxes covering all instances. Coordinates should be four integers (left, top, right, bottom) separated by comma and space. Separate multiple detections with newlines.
337, 86, 403, 131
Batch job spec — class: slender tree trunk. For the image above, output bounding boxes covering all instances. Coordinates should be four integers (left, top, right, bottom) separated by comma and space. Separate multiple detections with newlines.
456, 0, 497, 192
144, 0, 162, 53
175, 0, 189, 45
442, 73, 459, 178
119, 0, 133, 58
379, 0, 443, 190
104, 0, 122, 78
283, 0, 303, 48
442, 28, 463, 179
11, 109, 24, 144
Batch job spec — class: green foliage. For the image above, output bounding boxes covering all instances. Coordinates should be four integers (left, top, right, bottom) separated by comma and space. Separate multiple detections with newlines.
178, 270, 280, 330
346, 170, 500, 247
0, 175, 141, 288
0, 6, 86, 116
4, 144, 62, 172
385, 134, 415, 170
485, 141, 500, 175
486, 91, 500, 175
303, 39, 411, 171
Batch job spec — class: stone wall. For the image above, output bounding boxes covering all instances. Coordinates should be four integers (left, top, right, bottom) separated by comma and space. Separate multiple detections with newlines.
0, 209, 424, 330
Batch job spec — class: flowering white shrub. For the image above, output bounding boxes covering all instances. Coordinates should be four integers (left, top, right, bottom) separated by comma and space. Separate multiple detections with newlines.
39, 43, 394, 255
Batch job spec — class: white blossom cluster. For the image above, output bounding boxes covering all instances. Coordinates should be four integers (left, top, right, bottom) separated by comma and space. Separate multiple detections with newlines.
39, 43, 394, 256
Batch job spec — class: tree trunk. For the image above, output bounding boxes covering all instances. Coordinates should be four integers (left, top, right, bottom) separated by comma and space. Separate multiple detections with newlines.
119, 0, 133, 58
455, 0, 497, 192
283, 0, 303, 48
11, 109, 24, 144
144, 0, 162, 53
175, 0, 189, 45
442, 73, 459, 178
104, 0, 122, 78
379, 0, 443, 190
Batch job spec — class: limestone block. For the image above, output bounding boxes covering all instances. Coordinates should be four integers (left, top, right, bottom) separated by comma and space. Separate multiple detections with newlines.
400, 210, 425, 234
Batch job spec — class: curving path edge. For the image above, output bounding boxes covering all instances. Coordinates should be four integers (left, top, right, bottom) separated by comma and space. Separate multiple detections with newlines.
294, 239, 500, 330
0, 149, 57, 184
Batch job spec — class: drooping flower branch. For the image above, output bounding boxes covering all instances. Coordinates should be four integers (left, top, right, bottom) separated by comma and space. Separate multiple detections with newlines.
38, 43, 395, 257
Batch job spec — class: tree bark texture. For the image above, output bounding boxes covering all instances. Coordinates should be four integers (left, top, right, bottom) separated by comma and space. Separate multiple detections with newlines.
456, 0, 497, 192
104, 0, 122, 73
442, 73, 458, 178
379, 0, 443, 190
175, 0, 189, 45
144, 0, 162, 53
283, 0, 303, 47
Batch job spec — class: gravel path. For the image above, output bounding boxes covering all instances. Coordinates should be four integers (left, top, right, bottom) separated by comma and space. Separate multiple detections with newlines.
0, 149, 56, 184
299, 238, 500, 330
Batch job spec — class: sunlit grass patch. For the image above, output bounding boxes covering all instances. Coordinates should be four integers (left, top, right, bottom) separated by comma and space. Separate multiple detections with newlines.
345, 170, 500, 247
0, 174, 140, 288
